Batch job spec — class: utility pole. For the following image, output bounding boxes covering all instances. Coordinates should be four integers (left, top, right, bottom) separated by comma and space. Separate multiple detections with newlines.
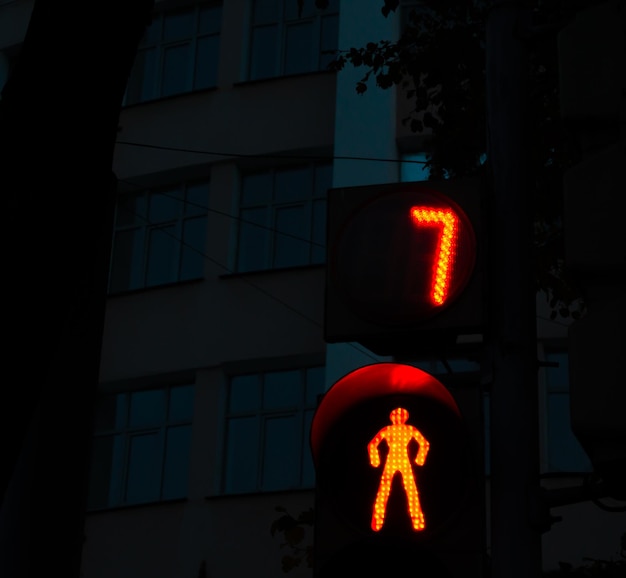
485, 2, 543, 577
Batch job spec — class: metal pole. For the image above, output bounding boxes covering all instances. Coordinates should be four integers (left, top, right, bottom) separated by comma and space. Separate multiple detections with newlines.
486, 2, 543, 577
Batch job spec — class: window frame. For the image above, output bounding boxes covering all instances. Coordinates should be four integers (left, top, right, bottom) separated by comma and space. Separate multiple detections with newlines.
235, 161, 331, 273
221, 364, 325, 495
247, 0, 339, 81
124, 1, 222, 105
87, 383, 195, 510
109, 178, 210, 293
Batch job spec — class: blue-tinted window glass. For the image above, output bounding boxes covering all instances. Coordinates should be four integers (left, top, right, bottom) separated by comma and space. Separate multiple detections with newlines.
199, 5, 222, 34
129, 389, 166, 428
320, 14, 339, 69
242, 172, 273, 206
262, 415, 299, 489
185, 182, 209, 216
146, 225, 178, 286
274, 167, 308, 203
250, 25, 278, 79
142, 17, 161, 44
400, 153, 430, 182
195, 35, 219, 89
311, 199, 326, 263
238, 208, 270, 271
162, 425, 192, 498
180, 217, 206, 280
149, 190, 181, 223
162, 44, 192, 96
137, 48, 158, 102
546, 352, 569, 393
230, 374, 261, 412
314, 164, 332, 198
163, 10, 194, 41
225, 417, 259, 492
305, 366, 325, 405
254, 0, 280, 22
301, 409, 316, 485
263, 370, 301, 409
126, 433, 162, 503
285, 22, 313, 75
274, 205, 309, 267
169, 385, 195, 422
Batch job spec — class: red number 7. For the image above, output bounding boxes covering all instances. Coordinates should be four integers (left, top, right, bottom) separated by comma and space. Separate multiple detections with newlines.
409, 207, 459, 306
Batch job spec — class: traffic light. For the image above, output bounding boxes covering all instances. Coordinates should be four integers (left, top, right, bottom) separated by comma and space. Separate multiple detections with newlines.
310, 363, 485, 578
324, 178, 486, 356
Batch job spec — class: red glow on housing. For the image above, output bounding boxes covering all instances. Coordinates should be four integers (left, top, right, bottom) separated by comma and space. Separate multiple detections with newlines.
410, 207, 459, 306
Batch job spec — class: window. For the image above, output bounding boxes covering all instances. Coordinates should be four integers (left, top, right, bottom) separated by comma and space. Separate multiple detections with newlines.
223, 366, 325, 493
236, 162, 331, 272
125, 3, 222, 104
109, 180, 209, 293
248, 0, 339, 80
543, 350, 592, 473
87, 384, 195, 509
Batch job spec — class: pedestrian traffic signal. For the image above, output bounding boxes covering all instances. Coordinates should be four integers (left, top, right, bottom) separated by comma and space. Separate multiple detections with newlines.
310, 363, 485, 577
324, 179, 485, 356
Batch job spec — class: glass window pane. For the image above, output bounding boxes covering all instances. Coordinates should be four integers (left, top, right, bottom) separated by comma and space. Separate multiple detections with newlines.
242, 172, 273, 206
253, 0, 280, 23
95, 393, 127, 432
285, 0, 315, 19
88, 434, 125, 509
274, 167, 309, 203
126, 432, 163, 504
250, 25, 278, 80
162, 44, 192, 96
263, 370, 301, 409
180, 217, 207, 281
169, 385, 194, 422
238, 208, 269, 271
285, 22, 313, 75
224, 417, 259, 493
163, 10, 194, 41
110, 229, 144, 293
319, 14, 339, 69
149, 190, 180, 223
313, 164, 332, 198
185, 182, 209, 216
274, 205, 309, 268
301, 409, 316, 486
305, 367, 325, 405
262, 415, 299, 490
199, 5, 222, 34
141, 17, 161, 45
162, 425, 192, 499
229, 374, 261, 413
146, 225, 179, 286
547, 394, 592, 472
311, 198, 326, 264
129, 389, 166, 428
195, 35, 219, 89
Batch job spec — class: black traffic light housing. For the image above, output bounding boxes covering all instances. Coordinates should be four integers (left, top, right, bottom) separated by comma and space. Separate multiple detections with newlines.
324, 179, 486, 356
310, 363, 485, 578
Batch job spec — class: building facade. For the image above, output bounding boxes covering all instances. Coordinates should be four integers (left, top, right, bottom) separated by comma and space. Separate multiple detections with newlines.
1, 1, 624, 577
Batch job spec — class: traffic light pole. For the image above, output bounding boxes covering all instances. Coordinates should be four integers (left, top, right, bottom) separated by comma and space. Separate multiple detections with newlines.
486, 2, 543, 578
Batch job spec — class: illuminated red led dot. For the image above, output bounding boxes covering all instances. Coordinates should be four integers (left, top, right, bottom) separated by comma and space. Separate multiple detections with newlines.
409, 207, 459, 306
